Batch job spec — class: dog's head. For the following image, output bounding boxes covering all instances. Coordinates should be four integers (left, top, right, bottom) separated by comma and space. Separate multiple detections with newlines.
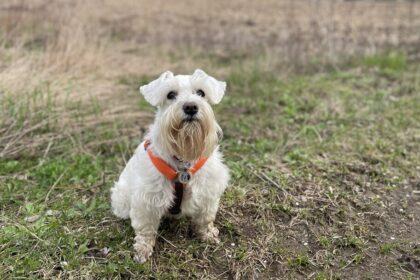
140, 69, 226, 161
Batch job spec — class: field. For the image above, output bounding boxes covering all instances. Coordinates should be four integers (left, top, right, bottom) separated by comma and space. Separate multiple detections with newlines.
1, 0, 420, 279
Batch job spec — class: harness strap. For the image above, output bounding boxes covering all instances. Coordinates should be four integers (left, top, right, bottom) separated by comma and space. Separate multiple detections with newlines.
143, 140, 208, 214
169, 182, 183, 215
144, 140, 177, 181
190, 157, 208, 175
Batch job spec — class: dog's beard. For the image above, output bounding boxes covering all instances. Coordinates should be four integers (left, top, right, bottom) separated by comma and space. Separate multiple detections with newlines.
158, 104, 220, 161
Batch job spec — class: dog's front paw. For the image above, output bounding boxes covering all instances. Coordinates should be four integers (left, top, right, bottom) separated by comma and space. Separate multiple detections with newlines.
197, 223, 220, 244
133, 235, 154, 263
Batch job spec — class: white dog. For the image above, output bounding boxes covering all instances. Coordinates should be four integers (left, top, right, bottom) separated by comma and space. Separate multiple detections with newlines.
111, 69, 230, 263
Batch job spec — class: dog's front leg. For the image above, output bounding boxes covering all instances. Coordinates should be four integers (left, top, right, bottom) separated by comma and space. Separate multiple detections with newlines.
192, 198, 221, 244
130, 203, 163, 263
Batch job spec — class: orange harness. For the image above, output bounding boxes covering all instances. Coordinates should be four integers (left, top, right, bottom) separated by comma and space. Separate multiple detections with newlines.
144, 140, 208, 214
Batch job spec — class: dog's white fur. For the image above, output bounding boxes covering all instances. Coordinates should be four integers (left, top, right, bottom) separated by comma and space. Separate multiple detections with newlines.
110, 69, 230, 263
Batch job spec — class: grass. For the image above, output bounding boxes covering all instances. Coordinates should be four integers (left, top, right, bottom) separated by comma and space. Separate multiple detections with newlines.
1, 53, 419, 278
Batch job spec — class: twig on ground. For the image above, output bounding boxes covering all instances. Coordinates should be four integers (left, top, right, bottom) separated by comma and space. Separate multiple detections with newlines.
44, 168, 68, 203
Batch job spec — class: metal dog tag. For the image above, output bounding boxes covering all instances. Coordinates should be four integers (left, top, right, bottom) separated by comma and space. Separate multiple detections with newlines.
178, 171, 191, 184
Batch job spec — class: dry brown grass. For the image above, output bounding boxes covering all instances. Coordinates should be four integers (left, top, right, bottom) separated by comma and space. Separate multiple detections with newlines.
1, 0, 420, 157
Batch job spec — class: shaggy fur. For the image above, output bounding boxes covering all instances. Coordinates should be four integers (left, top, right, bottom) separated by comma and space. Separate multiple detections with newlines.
110, 69, 230, 263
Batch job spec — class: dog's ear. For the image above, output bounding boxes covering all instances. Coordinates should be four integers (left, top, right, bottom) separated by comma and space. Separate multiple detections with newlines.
191, 69, 226, 104
139, 71, 174, 106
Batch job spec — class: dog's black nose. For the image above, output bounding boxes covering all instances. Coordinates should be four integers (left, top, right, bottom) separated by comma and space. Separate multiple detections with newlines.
183, 102, 198, 116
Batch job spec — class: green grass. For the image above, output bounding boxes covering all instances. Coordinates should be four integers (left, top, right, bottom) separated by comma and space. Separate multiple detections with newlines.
1, 54, 419, 278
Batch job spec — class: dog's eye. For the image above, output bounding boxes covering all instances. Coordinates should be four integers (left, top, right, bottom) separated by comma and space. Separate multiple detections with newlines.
196, 89, 205, 97
167, 91, 177, 100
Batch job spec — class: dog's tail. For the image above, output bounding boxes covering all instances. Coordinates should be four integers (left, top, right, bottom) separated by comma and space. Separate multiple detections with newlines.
110, 182, 131, 219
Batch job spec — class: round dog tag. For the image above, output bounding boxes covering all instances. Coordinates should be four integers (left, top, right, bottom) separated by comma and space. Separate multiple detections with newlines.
178, 171, 191, 184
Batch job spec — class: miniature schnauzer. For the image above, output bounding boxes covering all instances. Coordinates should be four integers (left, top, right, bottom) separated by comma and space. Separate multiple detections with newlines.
111, 69, 230, 263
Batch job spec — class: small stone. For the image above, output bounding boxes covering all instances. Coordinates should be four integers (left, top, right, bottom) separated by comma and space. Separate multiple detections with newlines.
100, 247, 110, 257
46, 210, 60, 216
25, 215, 41, 223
